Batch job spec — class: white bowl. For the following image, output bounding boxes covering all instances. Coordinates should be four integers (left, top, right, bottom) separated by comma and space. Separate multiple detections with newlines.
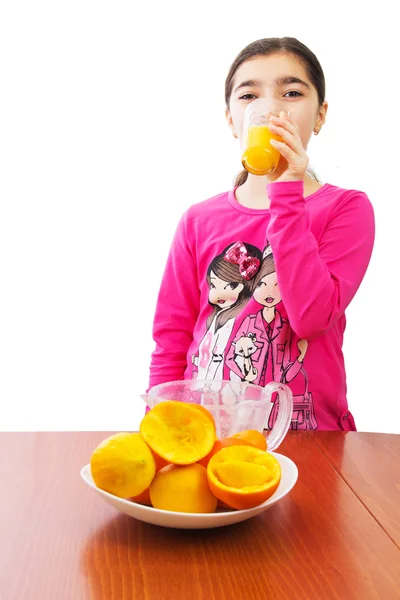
80, 452, 298, 530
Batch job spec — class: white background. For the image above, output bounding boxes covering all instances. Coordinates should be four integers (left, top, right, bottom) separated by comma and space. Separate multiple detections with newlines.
1, 1, 399, 433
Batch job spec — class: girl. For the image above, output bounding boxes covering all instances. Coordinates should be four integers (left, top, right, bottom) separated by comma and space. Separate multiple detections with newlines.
192, 242, 262, 381
148, 37, 375, 431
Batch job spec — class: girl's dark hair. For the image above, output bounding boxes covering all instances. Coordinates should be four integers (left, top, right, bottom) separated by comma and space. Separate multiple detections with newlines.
225, 37, 326, 187
256, 251, 276, 282
206, 242, 262, 332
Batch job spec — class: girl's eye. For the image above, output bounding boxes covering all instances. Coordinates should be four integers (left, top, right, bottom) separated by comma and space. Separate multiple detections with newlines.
239, 93, 257, 100
284, 91, 303, 98
225, 282, 239, 290
257, 281, 266, 288
210, 283, 215, 289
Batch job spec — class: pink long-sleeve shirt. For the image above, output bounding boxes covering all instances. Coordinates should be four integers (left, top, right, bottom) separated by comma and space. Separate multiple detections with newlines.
149, 180, 375, 431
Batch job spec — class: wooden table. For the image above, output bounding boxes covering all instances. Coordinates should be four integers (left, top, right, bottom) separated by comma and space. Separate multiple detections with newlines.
1, 432, 399, 600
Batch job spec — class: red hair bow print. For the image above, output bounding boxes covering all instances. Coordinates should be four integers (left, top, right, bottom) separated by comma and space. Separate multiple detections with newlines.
224, 241, 261, 280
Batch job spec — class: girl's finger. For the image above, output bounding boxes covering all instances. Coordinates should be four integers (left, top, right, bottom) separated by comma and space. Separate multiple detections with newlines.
282, 111, 300, 130
269, 113, 298, 136
270, 115, 302, 146
270, 139, 301, 163
268, 123, 303, 154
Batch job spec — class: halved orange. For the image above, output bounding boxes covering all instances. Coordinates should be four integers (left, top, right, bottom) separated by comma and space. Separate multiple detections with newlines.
140, 401, 216, 465
229, 430, 267, 451
207, 445, 281, 510
190, 404, 215, 425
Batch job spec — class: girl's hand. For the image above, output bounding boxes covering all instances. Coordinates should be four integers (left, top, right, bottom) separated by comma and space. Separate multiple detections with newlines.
268, 112, 309, 182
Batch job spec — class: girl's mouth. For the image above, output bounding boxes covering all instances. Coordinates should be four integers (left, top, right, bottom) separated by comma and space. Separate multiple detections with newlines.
265, 297, 274, 304
218, 299, 226, 305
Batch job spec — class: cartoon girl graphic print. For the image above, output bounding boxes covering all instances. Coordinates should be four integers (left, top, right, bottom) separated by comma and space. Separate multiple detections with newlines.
192, 241, 262, 380
225, 245, 307, 386
225, 244, 318, 430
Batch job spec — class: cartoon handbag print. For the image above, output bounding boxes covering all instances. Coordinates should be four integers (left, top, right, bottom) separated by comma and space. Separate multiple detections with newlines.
268, 367, 318, 431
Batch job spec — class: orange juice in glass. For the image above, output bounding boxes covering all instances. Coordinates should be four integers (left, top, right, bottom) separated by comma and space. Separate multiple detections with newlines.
241, 99, 286, 176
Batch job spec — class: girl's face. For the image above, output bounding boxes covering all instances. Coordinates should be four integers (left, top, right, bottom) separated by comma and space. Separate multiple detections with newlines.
254, 272, 281, 308
226, 53, 327, 150
209, 270, 244, 308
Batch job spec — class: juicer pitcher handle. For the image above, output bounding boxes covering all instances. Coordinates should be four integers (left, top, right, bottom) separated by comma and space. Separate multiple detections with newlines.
140, 394, 153, 409
263, 382, 293, 451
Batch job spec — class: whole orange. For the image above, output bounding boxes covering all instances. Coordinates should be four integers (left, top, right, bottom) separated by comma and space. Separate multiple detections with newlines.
229, 430, 267, 451
90, 432, 156, 498
131, 447, 169, 505
150, 463, 218, 513
198, 437, 250, 468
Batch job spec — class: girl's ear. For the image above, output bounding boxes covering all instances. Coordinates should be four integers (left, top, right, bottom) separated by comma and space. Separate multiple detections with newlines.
225, 108, 238, 139
314, 101, 328, 135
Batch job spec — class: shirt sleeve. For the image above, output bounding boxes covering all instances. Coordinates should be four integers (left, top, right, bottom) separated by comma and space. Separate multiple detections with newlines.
148, 210, 200, 389
266, 180, 375, 340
